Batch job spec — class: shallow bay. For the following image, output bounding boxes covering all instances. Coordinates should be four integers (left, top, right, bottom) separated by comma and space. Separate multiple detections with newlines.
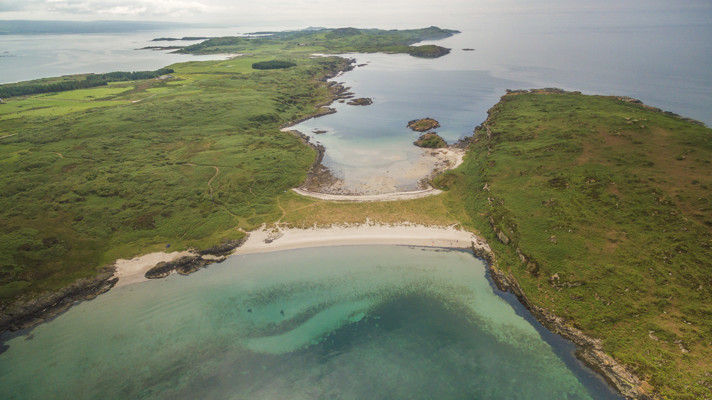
0, 245, 621, 399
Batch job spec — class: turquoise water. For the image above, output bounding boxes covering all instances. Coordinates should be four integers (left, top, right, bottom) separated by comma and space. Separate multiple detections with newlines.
293, 55, 522, 193
0, 246, 622, 399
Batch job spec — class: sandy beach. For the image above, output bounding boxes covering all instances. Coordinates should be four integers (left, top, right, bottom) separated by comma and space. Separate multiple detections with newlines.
112, 223, 490, 287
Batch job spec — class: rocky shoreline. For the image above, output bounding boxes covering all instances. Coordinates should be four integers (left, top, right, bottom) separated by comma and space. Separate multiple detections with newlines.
471, 90, 658, 400
0, 266, 118, 336
0, 238, 247, 338
469, 238, 654, 399
481, 255, 654, 400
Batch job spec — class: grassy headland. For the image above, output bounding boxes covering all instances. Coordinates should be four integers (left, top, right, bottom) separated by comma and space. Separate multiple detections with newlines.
435, 90, 712, 399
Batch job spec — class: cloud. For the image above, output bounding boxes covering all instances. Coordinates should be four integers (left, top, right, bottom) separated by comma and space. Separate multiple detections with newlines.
1, 0, 215, 18
0, 0, 44, 12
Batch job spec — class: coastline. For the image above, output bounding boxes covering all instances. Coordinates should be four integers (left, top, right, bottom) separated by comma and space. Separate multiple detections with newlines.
110, 223, 489, 286
0, 79, 666, 398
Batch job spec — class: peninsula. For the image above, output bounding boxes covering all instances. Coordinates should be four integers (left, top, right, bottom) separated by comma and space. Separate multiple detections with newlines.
0, 26, 710, 399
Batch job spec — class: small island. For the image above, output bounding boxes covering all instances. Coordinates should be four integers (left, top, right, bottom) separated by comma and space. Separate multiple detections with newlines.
414, 132, 447, 148
407, 117, 440, 132
151, 37, 212, 41
346, 97, 373, 106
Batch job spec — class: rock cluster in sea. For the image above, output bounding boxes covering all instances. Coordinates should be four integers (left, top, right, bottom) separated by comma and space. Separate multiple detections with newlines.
407, 117, 440, 132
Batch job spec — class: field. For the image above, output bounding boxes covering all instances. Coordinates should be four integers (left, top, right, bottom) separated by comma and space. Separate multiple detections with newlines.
435, 91, 712, 399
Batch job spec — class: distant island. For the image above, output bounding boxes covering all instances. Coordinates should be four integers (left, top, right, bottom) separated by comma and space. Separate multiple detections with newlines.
176, 26, 458, 59
151, 37, 212, 41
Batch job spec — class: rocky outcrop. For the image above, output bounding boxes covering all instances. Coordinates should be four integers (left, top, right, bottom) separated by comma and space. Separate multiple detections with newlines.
347, 97, 373, 106
407, 117, 440, 132
145, 238, 247, 279
0, 266, 118, 335
614, 96, 705, 126
413, 132, 447, 148
492, 267, 654, 399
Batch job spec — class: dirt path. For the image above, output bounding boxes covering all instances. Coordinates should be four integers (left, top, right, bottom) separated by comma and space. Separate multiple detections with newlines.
0, 133, 17, 140
276, 198, 287, 223
207, 166, 219, 200
131, 93, 158, 104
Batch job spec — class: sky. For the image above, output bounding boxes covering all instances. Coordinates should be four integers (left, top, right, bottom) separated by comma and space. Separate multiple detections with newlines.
1, 0, 710, 29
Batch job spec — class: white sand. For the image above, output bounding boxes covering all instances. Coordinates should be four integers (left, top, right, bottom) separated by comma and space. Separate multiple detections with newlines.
291, 187, 443, 202
111, 224, 491, 288
233, 223, 489, 255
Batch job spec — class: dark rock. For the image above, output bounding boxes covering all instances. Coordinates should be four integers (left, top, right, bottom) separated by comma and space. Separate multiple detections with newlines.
144, 261, 173, 279
198, 238, 246, 257
346, 97, 373, 106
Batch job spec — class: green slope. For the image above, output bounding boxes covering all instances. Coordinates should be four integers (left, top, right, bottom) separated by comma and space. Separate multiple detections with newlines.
437, 90, 712, 399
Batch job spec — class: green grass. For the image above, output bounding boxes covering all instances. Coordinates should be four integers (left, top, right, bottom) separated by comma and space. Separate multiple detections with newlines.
0, 53, 352, 302
436, 91, 712, 399
414, 132, 447, 148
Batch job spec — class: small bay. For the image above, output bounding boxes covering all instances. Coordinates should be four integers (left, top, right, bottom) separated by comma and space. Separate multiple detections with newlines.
0, 245, 621, 399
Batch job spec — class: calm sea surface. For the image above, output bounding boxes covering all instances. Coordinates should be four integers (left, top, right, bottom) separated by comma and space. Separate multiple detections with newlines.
291, 15, 711, 193
0, 27, 242, 83
1, 16, 710, 192
0, 246, 622, 399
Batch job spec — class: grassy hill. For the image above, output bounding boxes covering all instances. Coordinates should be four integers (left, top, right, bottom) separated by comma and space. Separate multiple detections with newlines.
178, 26, 457, 58
436, 90, 712, 399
